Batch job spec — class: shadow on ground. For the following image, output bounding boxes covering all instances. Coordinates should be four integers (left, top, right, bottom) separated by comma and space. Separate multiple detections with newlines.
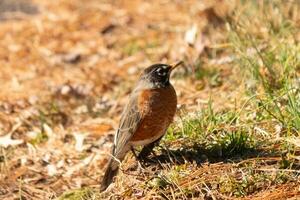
141, 143, 279, 167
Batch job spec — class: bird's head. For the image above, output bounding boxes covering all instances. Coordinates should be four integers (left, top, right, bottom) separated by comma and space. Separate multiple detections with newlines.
139, 61, 183, 88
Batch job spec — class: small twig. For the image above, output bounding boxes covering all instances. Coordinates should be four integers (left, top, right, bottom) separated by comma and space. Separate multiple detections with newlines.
254, 168, 300, 173
120, 170, 146, 178
7, 121, 23, 136
83, 172, 98, 182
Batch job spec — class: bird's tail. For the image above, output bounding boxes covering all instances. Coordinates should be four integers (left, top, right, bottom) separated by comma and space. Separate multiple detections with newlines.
100, 157, 119, 192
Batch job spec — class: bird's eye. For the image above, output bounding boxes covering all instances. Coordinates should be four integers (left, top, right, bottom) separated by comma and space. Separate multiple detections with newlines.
156, 68, 166, 76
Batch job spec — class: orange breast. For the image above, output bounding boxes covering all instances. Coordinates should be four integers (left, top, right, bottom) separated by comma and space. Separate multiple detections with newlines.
130, 86, 177, 142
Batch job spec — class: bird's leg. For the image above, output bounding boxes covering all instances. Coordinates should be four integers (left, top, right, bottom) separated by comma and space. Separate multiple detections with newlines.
138, 136, 162, 161
131, 147, 146, 170
131, 147, 139, 160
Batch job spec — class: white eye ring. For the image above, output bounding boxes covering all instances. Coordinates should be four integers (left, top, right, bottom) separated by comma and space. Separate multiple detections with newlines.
156, 68, 166, 76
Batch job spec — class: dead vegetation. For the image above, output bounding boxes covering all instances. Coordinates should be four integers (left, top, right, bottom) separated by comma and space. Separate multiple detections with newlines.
0, 0, 299, 199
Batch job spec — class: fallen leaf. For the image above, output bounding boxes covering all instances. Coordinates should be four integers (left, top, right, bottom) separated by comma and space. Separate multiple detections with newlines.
184, 24, 198, 46
64, 154, 94, 177
43, 123, 53, 136
47, 164, 58, 176
73, 132, 86, 152
0, 133, 23, 148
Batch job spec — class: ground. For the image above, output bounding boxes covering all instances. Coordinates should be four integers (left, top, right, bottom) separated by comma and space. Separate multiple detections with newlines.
0, 0, 299, 199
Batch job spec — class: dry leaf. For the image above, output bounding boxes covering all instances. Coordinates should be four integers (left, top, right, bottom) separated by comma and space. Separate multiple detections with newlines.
184, 24, 198, 46
43, 123, 53, 136
47, 164, 58, 176
0, 133, 23, 148
73, 132, 86, 152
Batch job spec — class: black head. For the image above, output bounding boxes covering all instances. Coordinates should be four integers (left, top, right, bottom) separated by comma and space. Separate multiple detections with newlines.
139, 61, 183, 88
142, 64, 171, 86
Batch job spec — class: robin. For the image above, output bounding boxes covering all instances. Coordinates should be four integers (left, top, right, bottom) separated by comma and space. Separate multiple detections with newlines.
100, 61, 183, 192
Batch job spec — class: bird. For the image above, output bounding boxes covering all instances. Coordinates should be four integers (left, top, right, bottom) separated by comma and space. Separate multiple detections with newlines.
100, 61, 183, 192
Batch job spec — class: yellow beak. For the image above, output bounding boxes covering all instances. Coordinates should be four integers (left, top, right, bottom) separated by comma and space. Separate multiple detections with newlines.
170, 61, 184, 71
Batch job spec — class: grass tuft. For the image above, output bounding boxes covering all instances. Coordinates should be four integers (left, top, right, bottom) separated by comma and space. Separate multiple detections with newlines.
58, 188, 98, 200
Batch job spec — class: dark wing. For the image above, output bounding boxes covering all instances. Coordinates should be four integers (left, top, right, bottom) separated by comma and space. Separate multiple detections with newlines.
101, 91, 142, 191
113, 91, 142, 156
